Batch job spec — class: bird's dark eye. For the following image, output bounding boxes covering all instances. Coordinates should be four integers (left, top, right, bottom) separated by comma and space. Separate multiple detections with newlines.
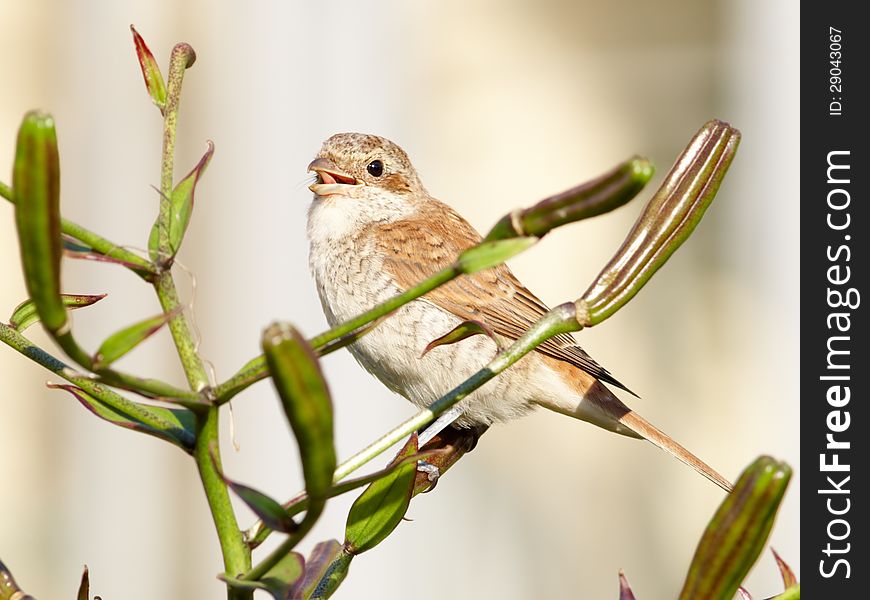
366, 159, 384, 177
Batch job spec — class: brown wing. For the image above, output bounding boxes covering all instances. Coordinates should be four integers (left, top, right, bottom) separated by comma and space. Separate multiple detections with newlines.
374, 198, 634, 395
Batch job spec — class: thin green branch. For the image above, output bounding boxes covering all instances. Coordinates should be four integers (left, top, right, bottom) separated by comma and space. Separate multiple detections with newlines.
214, 155, 654, 405
1, 180, 156, 280
194, 409, 251, 587
0, 322, 191, 435
244, 303, 581, 548
149, 42, 209, 393
214, 266, 459, 403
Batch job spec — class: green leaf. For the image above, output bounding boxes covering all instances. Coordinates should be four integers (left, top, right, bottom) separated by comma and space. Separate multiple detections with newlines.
50, 383, 196, 452
9, 294, 106, 332
456, 237, 537, 274
147, 141, 213, 261
293, 540, 352, 599
263, 323, 336, 509
76, 565, 90, 600
678, 455, 792, 600
223, 476, 298, 534
13, 110, 66, 334
344, 434, 418, 555
92, 310, 175, 369
484, 157, 654, 241
421, 319, 499, 357
222, 551, 305, 600
130, 25, 167, 111
581, 120, 741, 326
169, 141, 213, 256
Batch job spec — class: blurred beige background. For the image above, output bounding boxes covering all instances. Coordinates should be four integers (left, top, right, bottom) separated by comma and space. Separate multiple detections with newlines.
1, 1, 798, 598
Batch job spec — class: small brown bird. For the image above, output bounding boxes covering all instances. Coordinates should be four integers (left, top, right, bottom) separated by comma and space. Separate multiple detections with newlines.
307, 132, 731, 492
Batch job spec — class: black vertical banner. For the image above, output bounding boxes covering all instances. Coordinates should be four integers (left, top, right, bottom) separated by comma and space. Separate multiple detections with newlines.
803, 4, 868, 597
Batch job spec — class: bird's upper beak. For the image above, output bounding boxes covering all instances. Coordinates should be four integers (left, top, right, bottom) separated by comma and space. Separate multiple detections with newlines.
307, 157, 363, 196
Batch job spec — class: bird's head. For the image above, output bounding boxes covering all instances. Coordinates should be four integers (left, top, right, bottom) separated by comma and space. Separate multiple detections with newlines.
308, 133, 426, 200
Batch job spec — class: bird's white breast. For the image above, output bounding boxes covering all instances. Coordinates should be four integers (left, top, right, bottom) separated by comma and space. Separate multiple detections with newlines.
307, 194, 546, 426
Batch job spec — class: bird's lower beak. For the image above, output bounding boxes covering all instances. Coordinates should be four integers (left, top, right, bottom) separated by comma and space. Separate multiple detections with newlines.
307, 157, 363, 196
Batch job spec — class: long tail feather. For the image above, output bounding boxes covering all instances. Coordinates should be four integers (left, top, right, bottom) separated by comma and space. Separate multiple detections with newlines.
618, 410, 733, 493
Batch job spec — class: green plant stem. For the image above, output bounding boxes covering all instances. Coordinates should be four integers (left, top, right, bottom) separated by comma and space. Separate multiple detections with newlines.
193, 407, 252, 592
214, 266, 460, 403
1, 180, 155, 280
153, 270, 209, 390
244, 303, 582, 548
150, 43, 249, 599
150, 42, 209, 392
333, 302, 579, 480
0, 322, 189, 434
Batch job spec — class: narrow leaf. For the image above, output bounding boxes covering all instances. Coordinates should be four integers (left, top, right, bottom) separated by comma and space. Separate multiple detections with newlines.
456, 237, 537, 274
222, 552, 305, 600
9, 294, 106, 332
168, 140, 214, 256
618, 570, 637, 600
678, 455, 792, 600
344, 434, 418, 555
771, 548, 797, 588
485, 157, 654, 241
93, 310, 176, 369
13, 110, 66, 334
63, 236, 150, 271
291, 540, 351, 600
263, 323, 336, 508
76, 565, 89, 600
221, 472, 298, 534
421, 319, 500, 357
50, 383, 196, 452
737, 587, 753, 600
130, 25, 167, 111
581, 120, 741, 325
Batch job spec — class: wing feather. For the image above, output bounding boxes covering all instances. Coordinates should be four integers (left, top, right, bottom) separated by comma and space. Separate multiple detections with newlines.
373, 199, 634, 394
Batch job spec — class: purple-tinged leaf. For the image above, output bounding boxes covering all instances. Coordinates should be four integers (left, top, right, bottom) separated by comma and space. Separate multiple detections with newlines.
9, 293, 105, 332
63, 236, 151, 271
76, 565, 90, 600
344, 434, 418, 555
92, 309, 177, 369
50, 383, 195, 452
618, 570, 637, 600
737, 587, 752, 600
221, 551, 305, 600
421, 319, 500, 357
291, 540, 351, 600
770, 548, 797, 589
217, 465, 298, 534
130, 25, 167, 111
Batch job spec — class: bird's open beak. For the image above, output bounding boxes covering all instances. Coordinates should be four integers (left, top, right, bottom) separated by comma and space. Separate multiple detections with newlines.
308, 157, 363, 196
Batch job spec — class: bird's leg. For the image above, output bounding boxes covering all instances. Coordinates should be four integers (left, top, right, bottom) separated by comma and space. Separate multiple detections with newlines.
413, 423, 490, 494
